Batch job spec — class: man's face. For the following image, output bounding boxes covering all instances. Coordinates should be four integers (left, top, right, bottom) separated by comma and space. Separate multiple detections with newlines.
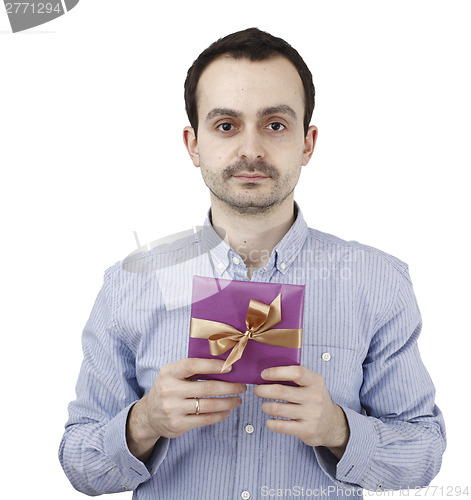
185, 55, 316, 215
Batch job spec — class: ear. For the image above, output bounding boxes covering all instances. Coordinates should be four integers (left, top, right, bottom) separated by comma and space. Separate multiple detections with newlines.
302, 125, 318, 166
183, 126, 200, 167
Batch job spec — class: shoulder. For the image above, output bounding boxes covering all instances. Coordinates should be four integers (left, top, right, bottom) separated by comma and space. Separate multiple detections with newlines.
105, 230, 199, 278
304, 226, 410, 280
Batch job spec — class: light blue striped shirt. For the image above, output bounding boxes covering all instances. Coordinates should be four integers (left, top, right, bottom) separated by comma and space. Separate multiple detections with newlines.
59, 205, 446, 498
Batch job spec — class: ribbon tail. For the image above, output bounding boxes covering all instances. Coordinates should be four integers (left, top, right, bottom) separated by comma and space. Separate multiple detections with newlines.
220, 336, 249, 372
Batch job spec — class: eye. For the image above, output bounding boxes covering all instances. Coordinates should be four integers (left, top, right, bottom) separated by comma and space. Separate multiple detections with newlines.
267, 122, 286, 132
217, 122, 236, 132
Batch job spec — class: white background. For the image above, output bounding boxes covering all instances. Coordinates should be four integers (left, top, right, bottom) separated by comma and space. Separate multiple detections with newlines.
1, 1, 470, 498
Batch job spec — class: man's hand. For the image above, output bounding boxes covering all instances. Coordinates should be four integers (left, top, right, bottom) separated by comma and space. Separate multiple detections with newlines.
254, 365, 350, 460
126, 358, 247, 462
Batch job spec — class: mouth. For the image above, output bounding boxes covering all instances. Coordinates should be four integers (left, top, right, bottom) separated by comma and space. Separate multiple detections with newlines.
232, 172, 269, 182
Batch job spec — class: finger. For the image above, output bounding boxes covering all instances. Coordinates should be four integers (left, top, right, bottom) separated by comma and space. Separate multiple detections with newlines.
184, 410, 233, 432
261, 401, 303, 420
185, 379, 247, 399
169, 358, 233, 379
261, 365, 317, 386
254, 383, 304, 404
185, 396, 243, 415
265, 417, 304, 438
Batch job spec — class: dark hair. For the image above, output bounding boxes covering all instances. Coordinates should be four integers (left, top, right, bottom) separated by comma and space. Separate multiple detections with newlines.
184, 27, 315, 137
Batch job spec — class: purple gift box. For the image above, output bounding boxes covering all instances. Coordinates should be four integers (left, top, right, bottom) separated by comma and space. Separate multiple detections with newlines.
187, 276, 305, 385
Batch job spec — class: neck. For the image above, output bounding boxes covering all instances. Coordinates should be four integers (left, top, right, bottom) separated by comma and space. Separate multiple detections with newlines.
210, 195, 296, 278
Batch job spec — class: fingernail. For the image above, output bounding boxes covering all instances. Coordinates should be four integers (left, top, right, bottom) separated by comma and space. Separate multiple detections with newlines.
222, 366, 232, 373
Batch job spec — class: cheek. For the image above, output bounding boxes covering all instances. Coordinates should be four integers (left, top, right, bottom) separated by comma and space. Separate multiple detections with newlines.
273, 133, 306, 156
198, 137, 227, 162
200, 149, 230, 169
275, 142, 305, 170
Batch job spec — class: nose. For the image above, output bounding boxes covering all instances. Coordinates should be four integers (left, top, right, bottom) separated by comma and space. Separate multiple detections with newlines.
237, 129, 265, 161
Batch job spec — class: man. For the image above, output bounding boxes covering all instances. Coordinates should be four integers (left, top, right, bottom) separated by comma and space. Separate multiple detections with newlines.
59, 28, 446, 498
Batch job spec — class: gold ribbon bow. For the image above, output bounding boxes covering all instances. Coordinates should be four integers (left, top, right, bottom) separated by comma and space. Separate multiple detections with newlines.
190, 294, 302, 372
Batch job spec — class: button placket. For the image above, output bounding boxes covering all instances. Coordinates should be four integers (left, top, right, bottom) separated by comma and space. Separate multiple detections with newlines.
233, 389, 259, 499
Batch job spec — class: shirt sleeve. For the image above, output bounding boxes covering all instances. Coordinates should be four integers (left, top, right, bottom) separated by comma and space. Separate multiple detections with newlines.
314, 267, 446, 491
58, 265, 169, 494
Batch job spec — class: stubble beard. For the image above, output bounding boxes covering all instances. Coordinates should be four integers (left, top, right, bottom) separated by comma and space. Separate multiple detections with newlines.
200, 159, 298, 216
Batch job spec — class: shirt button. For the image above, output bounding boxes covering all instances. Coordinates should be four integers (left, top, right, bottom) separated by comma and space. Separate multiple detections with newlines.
280, 262, 287, 270
241, 491, 251, 500
233, 257, 240, 265
217, 262, 224, 270
322, 352, 331, 362
245, 424, 254, 434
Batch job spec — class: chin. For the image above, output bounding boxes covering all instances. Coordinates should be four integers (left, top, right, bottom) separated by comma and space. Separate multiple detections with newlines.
224, 197, 281, 214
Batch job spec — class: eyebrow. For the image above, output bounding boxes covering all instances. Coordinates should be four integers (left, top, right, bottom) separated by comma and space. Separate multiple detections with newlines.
206, 108, 241, 121
257, 105, 297, 120
205, 105, 297, 122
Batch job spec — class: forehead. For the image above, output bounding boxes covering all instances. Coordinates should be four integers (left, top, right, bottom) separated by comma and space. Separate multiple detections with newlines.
196, 55, 305, 119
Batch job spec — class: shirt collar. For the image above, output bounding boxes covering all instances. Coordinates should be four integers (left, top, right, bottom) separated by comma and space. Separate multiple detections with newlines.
199, 217, 232, 276
201, 202, 309, 277
271, 202, 309, 274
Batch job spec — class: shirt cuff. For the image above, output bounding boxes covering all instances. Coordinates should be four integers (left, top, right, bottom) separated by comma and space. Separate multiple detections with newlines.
314, 406, 379, 489
103, 403, 169, 491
